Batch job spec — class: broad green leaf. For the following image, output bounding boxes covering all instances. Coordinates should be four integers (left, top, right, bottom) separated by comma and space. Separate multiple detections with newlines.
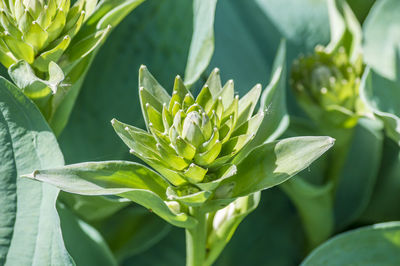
25, 161, 197, 228
220, 136, 335, 198
360, 68, 400, 145
0, 77, 73, 265
205, 192, 260, 266
363, 0, 400, 80
58, 204, 118, 266
301, 222, 400, 265
96, 205, 171, 262
184, 0, 218, 87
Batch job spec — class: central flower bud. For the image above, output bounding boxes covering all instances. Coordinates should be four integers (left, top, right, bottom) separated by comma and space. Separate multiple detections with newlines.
112, 66, 265, 192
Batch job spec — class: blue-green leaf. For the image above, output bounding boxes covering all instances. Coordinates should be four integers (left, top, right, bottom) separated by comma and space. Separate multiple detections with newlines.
25, 161, 197, 228
0, 77, 73, 265
219, 136, 335, 198
301, 222, 400, 265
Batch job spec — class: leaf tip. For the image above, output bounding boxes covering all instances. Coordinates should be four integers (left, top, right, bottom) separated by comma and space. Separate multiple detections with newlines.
22, 170, 39, 180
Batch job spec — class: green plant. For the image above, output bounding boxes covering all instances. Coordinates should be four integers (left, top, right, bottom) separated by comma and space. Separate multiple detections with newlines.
0, 0, 146, 134
25, 59, 334, 265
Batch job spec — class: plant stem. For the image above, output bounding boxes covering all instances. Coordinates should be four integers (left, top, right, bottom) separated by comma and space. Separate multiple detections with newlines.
281, 178, 334, 250
186, 207, 207, 266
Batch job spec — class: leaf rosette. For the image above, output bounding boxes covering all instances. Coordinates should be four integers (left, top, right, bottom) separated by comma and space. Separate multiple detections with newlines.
112, 66, 265, 209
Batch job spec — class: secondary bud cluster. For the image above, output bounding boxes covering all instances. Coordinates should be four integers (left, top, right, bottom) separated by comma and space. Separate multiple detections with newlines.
291, 46, 363, 113
0, 0, 87, 72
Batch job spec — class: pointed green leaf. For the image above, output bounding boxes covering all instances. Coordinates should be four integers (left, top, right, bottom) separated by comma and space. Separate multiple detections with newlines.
218, 79, 234, 110
236, 84, 261, 127
184, 0, 218, 87
24, 21, 49, 52
33, 35, 71, 72
196, 85, 213, 112
64, 25, 111, 63
218, 136, 335, 198
25, 161, 197, 228
205, 68, 222, 98
194, 140, 222, 166
2, 34, 34, 63
139, 65, 170, 104
46, 10, 66, 43
183, 163, 208, 183
0, 39, 17, 67
0, 77, 73, 265
232, 111, 264, 138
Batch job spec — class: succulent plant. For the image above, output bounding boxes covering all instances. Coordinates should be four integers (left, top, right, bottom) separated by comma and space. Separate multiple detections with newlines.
112, 66, 264, 192
0, 0, 90, 73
